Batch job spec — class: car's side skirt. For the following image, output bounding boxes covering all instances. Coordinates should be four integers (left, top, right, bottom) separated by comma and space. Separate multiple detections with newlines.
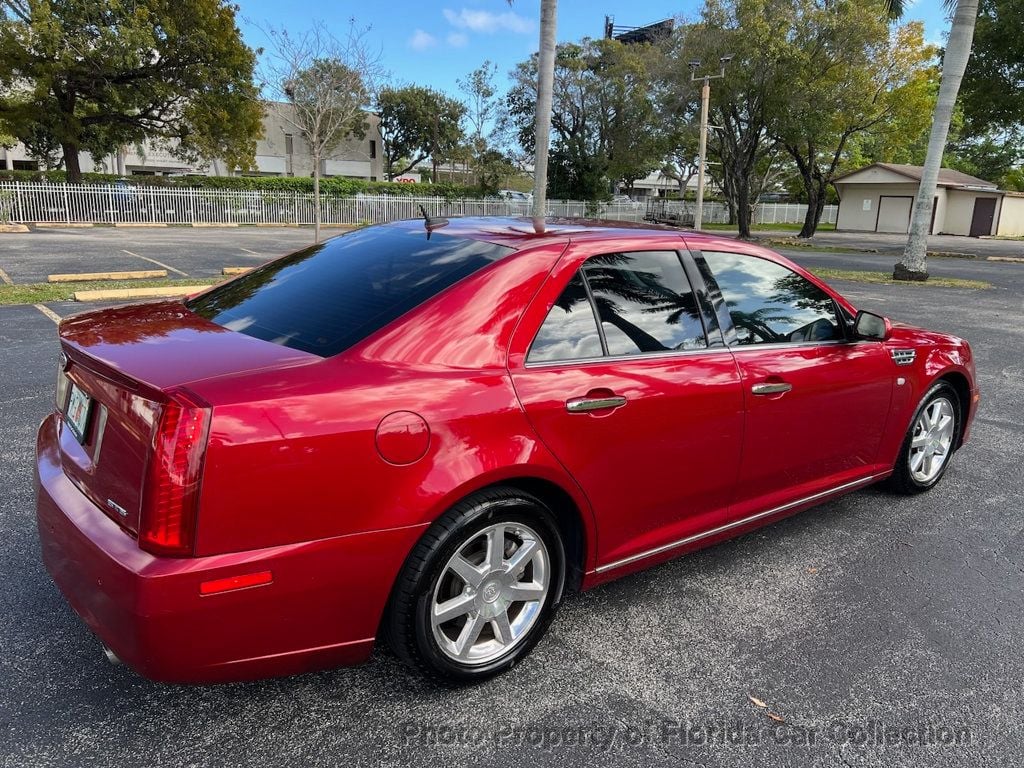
593, 470, 891, 576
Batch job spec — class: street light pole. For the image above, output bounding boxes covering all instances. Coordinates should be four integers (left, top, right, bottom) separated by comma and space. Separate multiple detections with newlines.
689, 56, 732, 231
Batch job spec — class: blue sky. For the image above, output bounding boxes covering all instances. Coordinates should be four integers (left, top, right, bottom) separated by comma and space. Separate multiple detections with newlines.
237, 0, 952, 99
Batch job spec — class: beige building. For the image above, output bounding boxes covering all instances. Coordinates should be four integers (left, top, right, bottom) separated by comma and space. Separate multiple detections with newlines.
834, 163, 1023, 237
0, 101, 385, 181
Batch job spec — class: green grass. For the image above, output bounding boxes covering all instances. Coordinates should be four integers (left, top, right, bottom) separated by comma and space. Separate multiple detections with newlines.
0, 277, 219, 305
702, 222, 837, 232
810, 268, 992, 290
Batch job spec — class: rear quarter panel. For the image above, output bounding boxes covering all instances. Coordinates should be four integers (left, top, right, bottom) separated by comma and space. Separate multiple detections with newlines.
187, 243, 596, 566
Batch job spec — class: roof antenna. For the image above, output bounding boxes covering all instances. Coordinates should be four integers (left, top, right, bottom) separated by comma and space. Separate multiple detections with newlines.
419, 205, 449, 239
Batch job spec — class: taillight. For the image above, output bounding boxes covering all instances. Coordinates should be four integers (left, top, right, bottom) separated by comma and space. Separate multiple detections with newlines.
55, 355, 70, 411
140, 389, 211, 557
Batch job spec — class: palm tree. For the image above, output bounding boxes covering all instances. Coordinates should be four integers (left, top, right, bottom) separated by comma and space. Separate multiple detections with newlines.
888, 0, 979, 281
531, 0, 558, 233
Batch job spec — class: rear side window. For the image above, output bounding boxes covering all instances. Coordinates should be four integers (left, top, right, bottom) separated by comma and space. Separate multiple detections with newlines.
584, 251, 707, 355
187, 226, 514, 357
527, 250, 707, 363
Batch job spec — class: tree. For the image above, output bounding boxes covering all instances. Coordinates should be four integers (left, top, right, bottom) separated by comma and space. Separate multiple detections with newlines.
665, 0, 789, 238
263, 22, 379, 243
773, 14, 936, 237
0, 0, 262, 182
892, 0, 979, 282
457, 61, 506, 189
532, 0, 557, 231
508, 38, 663, 202
376, 85, 465, 182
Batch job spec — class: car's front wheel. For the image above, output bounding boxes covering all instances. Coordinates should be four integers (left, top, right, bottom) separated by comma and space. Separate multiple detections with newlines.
888, 382, 961, 494
386, 487, 566, 685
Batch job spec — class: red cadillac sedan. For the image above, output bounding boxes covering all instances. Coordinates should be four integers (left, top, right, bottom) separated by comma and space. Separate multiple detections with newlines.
36, 217, 978, 685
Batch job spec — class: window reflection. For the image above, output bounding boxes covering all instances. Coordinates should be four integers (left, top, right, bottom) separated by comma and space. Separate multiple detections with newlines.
583, 251, 707, 355
527, 273, 603, 362
701, 252, 841, 345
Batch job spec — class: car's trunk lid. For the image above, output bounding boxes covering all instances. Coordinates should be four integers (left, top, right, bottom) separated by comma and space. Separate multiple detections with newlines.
56, 300, 317, 533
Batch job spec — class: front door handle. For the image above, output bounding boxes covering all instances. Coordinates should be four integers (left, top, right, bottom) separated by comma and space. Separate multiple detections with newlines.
566, 395, 627, 413
751, 382, 793, 396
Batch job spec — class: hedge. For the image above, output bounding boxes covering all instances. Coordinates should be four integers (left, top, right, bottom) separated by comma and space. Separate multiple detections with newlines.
0, 169, 486, 199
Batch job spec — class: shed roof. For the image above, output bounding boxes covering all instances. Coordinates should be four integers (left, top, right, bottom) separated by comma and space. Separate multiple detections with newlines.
834, 163, 997, 189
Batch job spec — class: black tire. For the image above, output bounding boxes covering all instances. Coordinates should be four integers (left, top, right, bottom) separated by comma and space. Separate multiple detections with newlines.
385, 486, 566, 685
887, 381, 961, 495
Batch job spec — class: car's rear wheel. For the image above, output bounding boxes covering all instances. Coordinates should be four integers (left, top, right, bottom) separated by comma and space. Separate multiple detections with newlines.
386, 487, 565, 685
888, 382, 961, 494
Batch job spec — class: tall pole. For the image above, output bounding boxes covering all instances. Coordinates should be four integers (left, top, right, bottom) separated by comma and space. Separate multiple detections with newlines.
690, 57, 730, 231
694, 77, 710, 232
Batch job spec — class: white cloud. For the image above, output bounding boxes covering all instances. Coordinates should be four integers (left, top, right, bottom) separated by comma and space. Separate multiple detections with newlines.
408, 29, 437, 51
447, 32, 469, 48
442, 8, 534, 34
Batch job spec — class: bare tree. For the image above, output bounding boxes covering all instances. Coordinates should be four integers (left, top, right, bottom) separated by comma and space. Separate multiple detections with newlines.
262, 21, 382, 242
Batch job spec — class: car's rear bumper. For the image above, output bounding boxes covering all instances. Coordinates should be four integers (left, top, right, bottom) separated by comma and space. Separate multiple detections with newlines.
35, 413, 424, 683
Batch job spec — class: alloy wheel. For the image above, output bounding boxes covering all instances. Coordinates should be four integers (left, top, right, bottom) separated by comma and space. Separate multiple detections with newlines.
909, 396, 956, 484
430, 522, 550, 666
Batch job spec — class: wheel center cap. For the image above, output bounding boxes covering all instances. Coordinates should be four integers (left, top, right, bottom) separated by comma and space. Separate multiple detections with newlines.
481, 580, 501, 603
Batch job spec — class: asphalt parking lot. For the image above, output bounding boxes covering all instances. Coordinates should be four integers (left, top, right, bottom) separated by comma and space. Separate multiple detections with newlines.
0, 226, 320, 284
1, 228, 1023, 767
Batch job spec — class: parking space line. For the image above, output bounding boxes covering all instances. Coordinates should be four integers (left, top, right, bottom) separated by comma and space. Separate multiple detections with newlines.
121, 249, 188, 277
0, 267, 12, 285
34, 304, 61, 324
239, 247, 261, 256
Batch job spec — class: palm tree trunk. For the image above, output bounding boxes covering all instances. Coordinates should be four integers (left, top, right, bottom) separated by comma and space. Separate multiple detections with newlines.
895, 0, 978, 281
531, 0, 557, 234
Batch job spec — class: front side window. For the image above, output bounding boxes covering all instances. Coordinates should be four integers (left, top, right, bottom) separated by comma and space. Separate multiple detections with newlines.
700, 251, 843, 346
527, 250, 707, 363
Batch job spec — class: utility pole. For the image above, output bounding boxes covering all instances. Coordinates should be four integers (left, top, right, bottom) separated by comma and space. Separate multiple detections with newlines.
689, 56, 732, 231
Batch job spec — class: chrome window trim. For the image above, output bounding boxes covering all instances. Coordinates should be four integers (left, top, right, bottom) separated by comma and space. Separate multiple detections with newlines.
594, 471, 889, 574
522, 339, 858, 369
523, 346, 730, 370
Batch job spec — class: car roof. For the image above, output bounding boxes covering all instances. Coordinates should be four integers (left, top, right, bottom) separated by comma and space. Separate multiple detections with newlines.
382, 216, 778, 258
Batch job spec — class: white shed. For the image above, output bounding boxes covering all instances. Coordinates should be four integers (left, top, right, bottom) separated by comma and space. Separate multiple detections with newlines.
833, 163, 1020, 237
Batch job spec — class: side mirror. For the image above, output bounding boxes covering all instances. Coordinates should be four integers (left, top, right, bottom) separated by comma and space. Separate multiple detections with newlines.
853, 310, 892, 341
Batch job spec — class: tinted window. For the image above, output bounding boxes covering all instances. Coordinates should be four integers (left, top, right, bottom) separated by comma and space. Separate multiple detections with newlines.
528, 273, 603, 363
583, 251, 706, 355
701, 251, 842, 345
187, 226, 514, 357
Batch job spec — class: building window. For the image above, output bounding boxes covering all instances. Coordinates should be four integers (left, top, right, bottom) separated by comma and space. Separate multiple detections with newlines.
285, 134, 294, 155
370, 140, 376, 159
12, 160, 37, 171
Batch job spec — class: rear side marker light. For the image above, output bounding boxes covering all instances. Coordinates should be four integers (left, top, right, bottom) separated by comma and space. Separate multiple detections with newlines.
200, 571, 273, 596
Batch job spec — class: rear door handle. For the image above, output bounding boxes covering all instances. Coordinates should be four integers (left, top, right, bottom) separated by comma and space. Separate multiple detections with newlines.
751, 382, 793, 395
565, 395, 627, 413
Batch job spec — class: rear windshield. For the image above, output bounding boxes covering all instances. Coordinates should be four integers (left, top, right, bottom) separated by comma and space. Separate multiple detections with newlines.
187, 225, 515, 357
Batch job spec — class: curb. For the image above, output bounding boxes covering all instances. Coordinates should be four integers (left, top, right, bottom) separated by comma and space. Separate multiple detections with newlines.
0, 223, 29, 233
48, 269, 167, 283
73, 284, 213, 302
113, 222, 168, 228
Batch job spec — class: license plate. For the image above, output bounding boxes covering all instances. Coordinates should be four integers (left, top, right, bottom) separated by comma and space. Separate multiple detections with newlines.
65, 384, 92, 444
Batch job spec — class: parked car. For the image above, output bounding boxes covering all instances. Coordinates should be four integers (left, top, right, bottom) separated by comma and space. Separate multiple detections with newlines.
498, 189, 532, 203
609, 194, 641, 209
37, 217, 978, 684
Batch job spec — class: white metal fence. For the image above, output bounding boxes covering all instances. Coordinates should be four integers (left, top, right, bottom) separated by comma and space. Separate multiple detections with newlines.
0, 181, 832, 227
645, 199, 838, 227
